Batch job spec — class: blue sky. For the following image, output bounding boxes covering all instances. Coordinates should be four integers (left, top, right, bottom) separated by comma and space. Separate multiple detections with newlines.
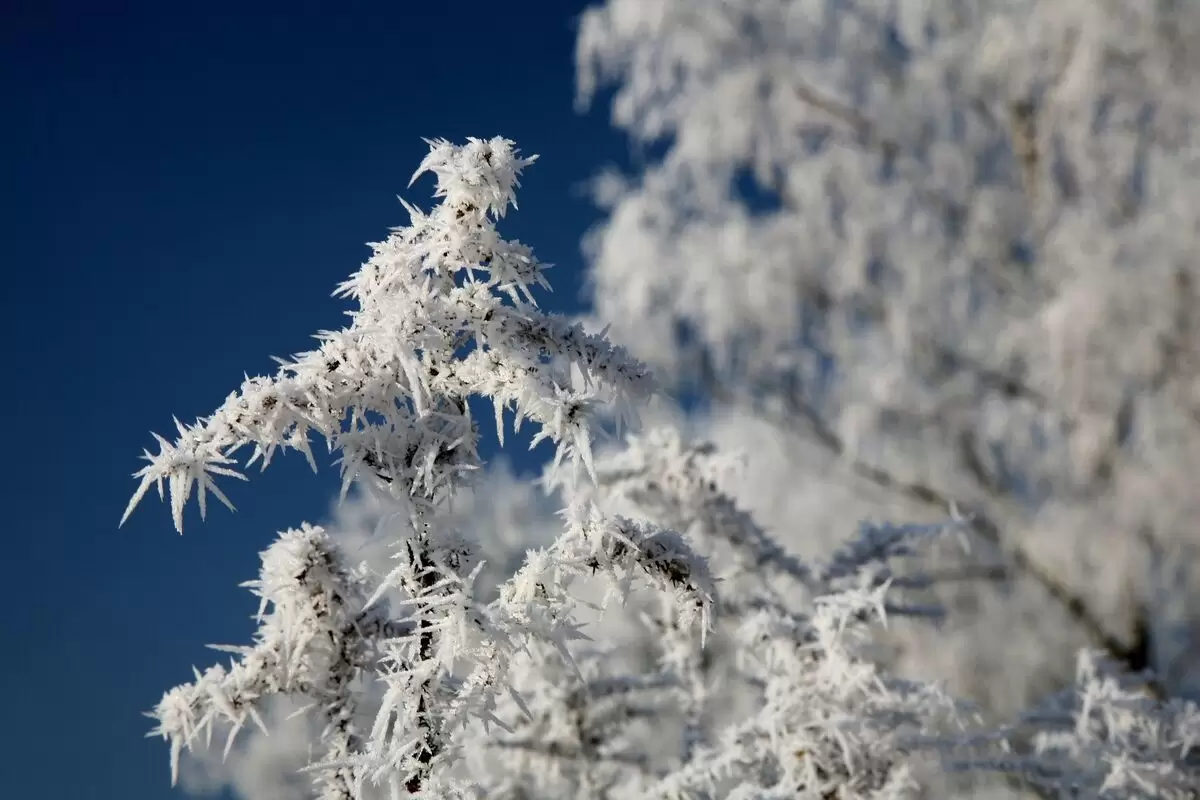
2, 2, 626, 797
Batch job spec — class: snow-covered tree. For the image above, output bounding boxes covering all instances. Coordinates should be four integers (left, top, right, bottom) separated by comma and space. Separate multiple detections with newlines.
120, 136, 977, 798
576, 0, 1200, 713
124, 131, 1200, 798
122, 137, 708, 796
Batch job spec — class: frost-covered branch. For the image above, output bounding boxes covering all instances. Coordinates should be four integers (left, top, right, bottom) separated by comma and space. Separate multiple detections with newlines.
131, 139, 716, 798
985, 651, 1200, 799
556, 427, 811, 590
149, 525, 400, 799
122, 137, 653, 534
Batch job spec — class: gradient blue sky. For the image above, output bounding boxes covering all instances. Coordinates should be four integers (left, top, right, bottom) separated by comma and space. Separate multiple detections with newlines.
2, 2, 628, 797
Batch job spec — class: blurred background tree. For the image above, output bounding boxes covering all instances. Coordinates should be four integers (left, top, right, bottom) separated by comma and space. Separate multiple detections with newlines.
575, 0, 1200, 714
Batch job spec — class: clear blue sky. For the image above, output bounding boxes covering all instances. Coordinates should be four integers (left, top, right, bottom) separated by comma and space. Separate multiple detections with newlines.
1, 2, 626, 797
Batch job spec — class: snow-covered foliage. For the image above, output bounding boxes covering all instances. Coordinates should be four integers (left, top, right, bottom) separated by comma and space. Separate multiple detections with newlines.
577, 0, 1200, 714
1001, 651, 1200, 799
150, 524, 402, 798
124, 137, 689, 796
125, 122, 1200, 797
122, 136, 651, 535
